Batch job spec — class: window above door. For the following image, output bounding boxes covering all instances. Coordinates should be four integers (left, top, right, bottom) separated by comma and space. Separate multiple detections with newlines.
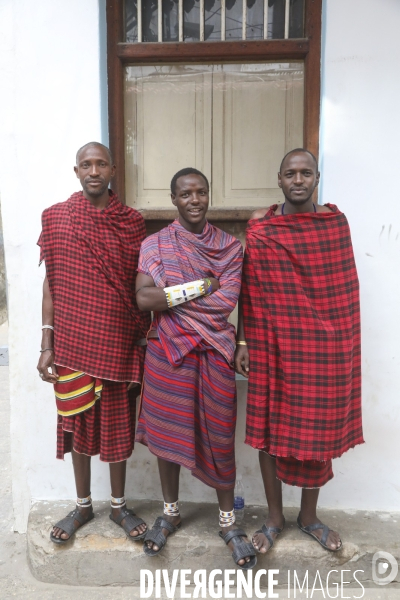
124, 0, 305, 43
107, 0, 322, 222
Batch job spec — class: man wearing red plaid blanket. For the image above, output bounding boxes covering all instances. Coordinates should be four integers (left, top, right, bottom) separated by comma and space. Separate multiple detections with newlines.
236, 149, 363, 554
37, 142, 150, 544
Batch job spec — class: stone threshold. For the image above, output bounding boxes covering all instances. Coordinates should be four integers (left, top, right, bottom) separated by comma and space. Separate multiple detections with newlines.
27, 501, 400, 589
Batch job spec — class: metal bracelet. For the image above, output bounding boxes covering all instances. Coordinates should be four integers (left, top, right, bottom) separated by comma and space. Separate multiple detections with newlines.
236, 341, 248, 346
40, 348, 54, 352
42, 325, 54, 331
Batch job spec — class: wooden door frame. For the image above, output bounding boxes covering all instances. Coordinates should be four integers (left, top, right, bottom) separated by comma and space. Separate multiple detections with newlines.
106, 0, 322, 217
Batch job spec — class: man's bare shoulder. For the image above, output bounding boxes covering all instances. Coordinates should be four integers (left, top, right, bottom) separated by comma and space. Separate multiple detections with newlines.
250, 207, 274, 221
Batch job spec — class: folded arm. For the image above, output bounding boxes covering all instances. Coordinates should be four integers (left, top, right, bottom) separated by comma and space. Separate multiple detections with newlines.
176, 248, 243, 323
135, 272, 220, 312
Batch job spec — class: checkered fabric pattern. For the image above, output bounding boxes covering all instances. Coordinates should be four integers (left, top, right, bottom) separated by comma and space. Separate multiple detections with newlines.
274, 455, 333, 488
57, 379, 137, 462
38, 191, 150, 382
242, 204, 363, 478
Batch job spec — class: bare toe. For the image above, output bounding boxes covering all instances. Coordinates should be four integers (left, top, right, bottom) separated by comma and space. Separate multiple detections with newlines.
130, 522, 147, 537
327, 530, 341, 549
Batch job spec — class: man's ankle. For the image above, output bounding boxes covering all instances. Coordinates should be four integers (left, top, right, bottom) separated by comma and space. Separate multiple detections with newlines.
76, 494, 92, 512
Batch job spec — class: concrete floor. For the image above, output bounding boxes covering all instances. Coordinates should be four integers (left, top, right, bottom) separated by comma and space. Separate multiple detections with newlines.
0, 319, 399, 599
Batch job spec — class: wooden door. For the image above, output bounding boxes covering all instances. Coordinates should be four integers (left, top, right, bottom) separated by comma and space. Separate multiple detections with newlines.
124, 63, 304, 209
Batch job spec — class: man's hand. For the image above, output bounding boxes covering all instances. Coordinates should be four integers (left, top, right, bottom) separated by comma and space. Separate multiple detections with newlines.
234, 345, 249, 378
207, 277, 220, 293
37, 350, 59, 383
127, 382, 141, 396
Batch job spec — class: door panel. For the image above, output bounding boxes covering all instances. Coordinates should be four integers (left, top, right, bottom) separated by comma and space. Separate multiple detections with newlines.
125, 63, 303, 209
125, 68, 212, 208
212, 65, 304, 207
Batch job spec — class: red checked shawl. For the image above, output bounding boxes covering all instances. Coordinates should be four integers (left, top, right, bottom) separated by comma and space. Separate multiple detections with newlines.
242, 205, 363, 461
38, 191, 150, 382
138, 220, 243, 366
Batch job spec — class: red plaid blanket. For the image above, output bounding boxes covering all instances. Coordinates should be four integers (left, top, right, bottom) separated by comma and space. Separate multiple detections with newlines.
38, 191, 150, 382
242, 205, 363, 461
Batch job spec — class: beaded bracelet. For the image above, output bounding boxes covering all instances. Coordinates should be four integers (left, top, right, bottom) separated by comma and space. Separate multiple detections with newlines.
164, 280, 206, 308
203, 278, 212, 296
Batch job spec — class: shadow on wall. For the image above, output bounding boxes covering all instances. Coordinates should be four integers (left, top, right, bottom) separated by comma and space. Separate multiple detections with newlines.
0, 200, 8, 325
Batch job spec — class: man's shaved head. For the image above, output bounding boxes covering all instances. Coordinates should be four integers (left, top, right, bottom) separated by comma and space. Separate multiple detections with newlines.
280, 148, 318, 173
76, 142, 113, 165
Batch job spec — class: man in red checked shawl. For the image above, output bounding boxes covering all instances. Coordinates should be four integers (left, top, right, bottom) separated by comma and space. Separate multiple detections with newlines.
236, 149, 363, 555
37, 142, 150, 544
135, 168, 256, 570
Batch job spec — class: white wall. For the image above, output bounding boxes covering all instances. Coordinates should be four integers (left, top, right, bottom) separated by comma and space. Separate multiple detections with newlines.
0, 0, 104, 532
318, 0, 400, 512
0, 0, 399, 533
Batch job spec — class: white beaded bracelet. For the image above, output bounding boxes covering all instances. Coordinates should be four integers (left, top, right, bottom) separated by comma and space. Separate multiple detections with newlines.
164, 280, 206, 309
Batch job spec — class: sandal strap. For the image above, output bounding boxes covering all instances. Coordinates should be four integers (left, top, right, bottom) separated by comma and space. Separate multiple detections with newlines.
260, 523, 283, 548
53, 508, 92, 536
232, 541, 257, 565
219, 528, 247, 545
144, 528, 167, 550
320, 525, 330, 546
153, 516, 178, 534
111, 507, 145, 532
297, 515, 330, 546
298, 514, 336, 549
143, 515, 178, 548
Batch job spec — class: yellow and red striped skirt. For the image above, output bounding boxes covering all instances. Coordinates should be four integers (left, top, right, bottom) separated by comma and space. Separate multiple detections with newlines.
54, 366, 102, 416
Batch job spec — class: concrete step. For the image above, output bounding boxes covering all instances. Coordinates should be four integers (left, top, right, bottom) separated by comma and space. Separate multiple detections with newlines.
27, 501, 400, 592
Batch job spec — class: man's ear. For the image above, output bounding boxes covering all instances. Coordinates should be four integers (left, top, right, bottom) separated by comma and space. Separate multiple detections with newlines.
315, 171, 320, 186
74, 166, 79, 178
171, 194, 177, 206
111, 164, 116, 178
277, 172, 282, 188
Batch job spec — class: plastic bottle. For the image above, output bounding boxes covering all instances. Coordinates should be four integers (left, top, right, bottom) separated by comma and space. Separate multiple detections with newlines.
234, 474, 245, 523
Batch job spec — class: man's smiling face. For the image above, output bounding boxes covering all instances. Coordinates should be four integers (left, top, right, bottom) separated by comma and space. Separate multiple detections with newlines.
171, 173, 209, 234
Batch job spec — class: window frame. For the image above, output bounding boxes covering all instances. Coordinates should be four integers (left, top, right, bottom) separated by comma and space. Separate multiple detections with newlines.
106, 0, 322, 220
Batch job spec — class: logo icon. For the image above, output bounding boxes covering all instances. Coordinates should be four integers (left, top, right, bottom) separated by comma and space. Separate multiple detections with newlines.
372, 551, 398, 585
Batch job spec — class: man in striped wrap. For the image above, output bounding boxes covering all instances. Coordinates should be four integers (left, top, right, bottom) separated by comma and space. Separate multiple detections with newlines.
135, 168, 256, 569
236, 149, 363, 554
37, 142, 150, 544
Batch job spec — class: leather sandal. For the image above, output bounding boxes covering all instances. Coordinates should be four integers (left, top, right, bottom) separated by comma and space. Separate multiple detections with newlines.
143, 516, 181, 556
109, 507, 147, 541
297, 514, 342, 552
50, 507, 94, 544
219, 528, 257, 570
252, 517, 285, 553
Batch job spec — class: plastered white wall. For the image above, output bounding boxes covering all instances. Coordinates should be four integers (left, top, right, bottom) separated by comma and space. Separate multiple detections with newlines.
0, 0, 399, 533
0, 0, 104, 531
317, 0, 400, 512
